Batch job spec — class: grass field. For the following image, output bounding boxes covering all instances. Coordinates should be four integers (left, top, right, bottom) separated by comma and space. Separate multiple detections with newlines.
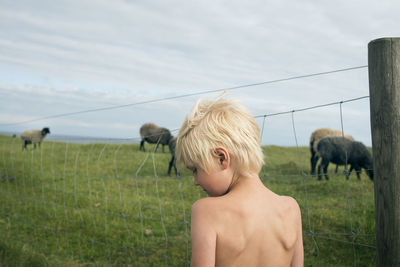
0, 135, 376, 266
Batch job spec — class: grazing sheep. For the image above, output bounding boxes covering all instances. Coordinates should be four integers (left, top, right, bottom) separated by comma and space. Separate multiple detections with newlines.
139, 123, 172, 153
167, 137, 180, 176
310, 128, 354, 175
317, 136, 373, 181
21, 127, 50, 151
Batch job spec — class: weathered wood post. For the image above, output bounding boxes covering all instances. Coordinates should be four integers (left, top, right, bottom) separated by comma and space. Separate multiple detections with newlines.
368, 37, 400, 266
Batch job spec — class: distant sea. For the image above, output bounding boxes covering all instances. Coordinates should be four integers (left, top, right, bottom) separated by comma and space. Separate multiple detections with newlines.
0, 131, 140, 144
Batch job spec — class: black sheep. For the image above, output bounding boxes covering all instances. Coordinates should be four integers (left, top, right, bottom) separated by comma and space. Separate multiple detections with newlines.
317, 136, 373, 181
309, 128, 354, 175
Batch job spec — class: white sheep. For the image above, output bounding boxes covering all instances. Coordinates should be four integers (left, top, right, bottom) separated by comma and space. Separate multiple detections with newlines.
309, 128, 354, 175
21, 127, 50, 151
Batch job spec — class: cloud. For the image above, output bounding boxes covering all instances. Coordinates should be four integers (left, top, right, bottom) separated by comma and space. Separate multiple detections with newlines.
0, 0, 399, 145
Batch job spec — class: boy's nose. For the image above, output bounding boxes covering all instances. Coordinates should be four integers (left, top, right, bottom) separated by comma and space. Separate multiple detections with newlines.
193, 177, 199, 186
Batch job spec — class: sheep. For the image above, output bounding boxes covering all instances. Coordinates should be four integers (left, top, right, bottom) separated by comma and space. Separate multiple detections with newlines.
21, 127, 50, 151
310, 128, 354, 175
167, 137, 180, 176
316, 136, 373, 181
139, 123, 172, 153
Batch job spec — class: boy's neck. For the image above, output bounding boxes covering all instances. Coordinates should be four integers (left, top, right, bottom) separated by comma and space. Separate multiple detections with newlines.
229, 173, 264, 193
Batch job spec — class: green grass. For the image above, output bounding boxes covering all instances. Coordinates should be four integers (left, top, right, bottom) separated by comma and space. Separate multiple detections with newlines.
0, 135, 376, 266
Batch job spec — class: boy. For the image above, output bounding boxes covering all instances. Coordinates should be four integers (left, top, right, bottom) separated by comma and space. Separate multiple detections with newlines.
176, 98, 303, 267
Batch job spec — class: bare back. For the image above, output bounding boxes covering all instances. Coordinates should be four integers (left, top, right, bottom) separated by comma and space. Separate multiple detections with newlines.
191, 177, 303, 267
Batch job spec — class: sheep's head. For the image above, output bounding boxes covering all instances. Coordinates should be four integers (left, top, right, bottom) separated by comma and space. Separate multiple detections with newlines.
42, 127, 51, 135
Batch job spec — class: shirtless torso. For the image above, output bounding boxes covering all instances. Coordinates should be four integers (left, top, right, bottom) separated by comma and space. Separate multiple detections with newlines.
190, 176, 303, 267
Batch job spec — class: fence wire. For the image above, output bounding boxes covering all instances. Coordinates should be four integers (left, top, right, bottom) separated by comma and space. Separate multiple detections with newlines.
0, 96, 375, 266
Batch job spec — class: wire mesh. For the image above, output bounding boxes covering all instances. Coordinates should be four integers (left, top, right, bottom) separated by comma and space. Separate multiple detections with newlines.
0, 97, 375, 266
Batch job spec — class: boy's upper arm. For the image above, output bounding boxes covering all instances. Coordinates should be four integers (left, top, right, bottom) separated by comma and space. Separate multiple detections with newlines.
291, 199, 304, 267
190, 199, 217, 267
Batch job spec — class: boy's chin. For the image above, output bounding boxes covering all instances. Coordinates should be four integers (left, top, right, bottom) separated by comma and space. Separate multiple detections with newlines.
206, 191, 226, 197
205, 191, 215, 197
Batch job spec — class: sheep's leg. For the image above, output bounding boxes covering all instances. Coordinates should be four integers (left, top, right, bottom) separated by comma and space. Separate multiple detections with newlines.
168, 156, 174, 176
34, 143, 37, 149
366, 169, 374, 181
346, 165, 353, 180
310, 149, 318, 175
162, 145, 165, 153
354, 165, 362, 180
310, 152, 314, 174
318, 158, 330, 180
335, 165, 339, 174
317, 163, 321, 180
323, 161, 329, 180
317, 161, 325, 180
140, 140, 145, 151
168, 156, 179, 177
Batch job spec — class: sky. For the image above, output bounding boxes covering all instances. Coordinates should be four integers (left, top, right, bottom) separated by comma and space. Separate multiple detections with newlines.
0, 0, 399, 146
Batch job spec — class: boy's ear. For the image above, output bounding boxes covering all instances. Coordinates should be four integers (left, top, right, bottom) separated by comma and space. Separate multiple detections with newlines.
214, 147, 229, 169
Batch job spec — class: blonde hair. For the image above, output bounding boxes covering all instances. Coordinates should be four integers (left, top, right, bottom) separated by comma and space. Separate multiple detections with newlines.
176, 98, 264, 179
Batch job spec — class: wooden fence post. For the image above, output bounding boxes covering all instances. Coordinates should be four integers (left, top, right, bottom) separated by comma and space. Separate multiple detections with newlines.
368, 37, 400, 267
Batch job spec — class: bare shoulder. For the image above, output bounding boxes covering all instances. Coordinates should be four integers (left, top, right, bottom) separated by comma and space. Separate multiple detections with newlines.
274, 195, 302, 233
280, 196, 301, 215
281, 196, 302, 227
191, 197, 232, 230
191, 198, 222, 236
192, 197, 219, 213
191, 197, 222, 220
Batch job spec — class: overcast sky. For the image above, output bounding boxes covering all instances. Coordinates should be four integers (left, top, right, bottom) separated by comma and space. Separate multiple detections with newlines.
0, 0, 399, 146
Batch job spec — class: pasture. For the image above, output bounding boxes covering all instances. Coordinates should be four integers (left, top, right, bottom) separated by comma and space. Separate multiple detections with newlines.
0, 135, 375, 266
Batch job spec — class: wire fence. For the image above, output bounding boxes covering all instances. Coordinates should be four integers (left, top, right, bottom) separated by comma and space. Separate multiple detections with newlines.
0, 67, 376, 266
